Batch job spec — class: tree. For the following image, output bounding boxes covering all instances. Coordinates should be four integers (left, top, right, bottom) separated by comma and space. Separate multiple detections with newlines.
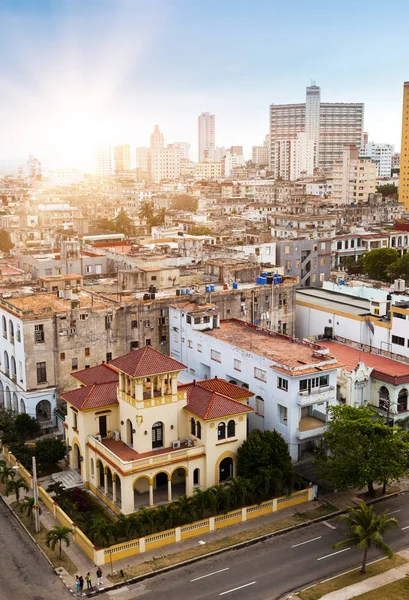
87, 515, 116, 546
172, 195, 198, 212
5, 477, 29, 503
19, 495, 41, 521
376, 183, 398, 199
35, 438, 66, 465
0, 229, 13, 253
14, 413, 40, 441
138, 200, 154, 223
189, 225, 214, 236
0, 464, 16, 484
114, 208, 134, 236
174, 495, 197, 524
237, 430, 294, 498
388, 254, 409, 281
316, 405, 409, 497
360, 248, 400, 281
95, 218, 117, 233
334, 502, 398, 573
46, 525, 73, 558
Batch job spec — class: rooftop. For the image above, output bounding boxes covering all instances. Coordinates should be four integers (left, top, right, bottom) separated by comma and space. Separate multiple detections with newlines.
71, 363, 119, 386
204, 319, 340, 373
181, 379, 253, 420
109, 346, 186, 378
296, 287, 371, 317
61, 382, 118, 411
0, 290, 115, 317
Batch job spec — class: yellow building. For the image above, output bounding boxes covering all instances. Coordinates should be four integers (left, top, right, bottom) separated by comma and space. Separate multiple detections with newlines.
61, 347, 252, 515
401, 82, 409, 212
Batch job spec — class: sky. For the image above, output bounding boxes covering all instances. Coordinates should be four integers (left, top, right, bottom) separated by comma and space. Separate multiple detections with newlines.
0, 0, 408, 172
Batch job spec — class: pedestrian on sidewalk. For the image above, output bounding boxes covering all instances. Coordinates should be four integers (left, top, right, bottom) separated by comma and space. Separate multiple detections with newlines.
75, 576, 80, 593
96, 567, 103, 587
79, 575, 84, 592
86, 572, 92, 589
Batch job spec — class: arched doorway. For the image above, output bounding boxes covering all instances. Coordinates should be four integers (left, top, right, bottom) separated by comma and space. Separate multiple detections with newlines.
398, 389, 408, 413
36, 399, 51, 424
12, 392, 18, 413
19, 398, 26, 413
153, 471, 169, 505
10, 356, 16, 381
5, 387, 11, 410
113, 474, 122, 508
4, 351, 9, 377
96, 460, 104, 488
134, 475, 151, 509
106, 467, 113, 497
72, 443, 81, 472
0, 382, 4, 408
126, 418, 134, 446
379, 386, 389, 411
152, 421, 164, 449
170, 467, 187, 501
219, 457, 233, 482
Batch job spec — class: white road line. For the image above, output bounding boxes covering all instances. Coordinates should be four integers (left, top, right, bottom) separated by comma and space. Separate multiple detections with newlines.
220, 582, 256, 595
322, 521, 337, 530
317, 548, 350, 561
401, 525, 409, 531
389, 509, 401, 515
191, 568, 230, 582
292, 536, 322, 548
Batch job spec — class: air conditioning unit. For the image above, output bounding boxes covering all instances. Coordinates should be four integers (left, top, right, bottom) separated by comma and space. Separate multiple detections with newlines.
113, 430, 120, 441
172, 440, 181, 449
95, 434, 102, 442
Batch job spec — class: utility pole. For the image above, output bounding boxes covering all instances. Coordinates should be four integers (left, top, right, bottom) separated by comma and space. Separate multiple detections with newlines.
32, 456, 40, 534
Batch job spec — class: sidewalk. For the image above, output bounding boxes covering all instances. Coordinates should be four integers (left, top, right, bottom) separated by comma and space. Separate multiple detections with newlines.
319, 548, 409, 600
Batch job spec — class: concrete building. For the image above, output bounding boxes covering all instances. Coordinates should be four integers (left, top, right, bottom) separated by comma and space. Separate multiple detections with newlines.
360, 142, 394, 177
224, 150, 245, 177
198, 112, 215, 162
150, 124, 164, 149
331, 145, 377, 204
114, 144, 131, 174
150, 146, 181, 183
194, 162, 223, 179
62, 347, 253, 513
275, 238, 332, 287
400, 82, 409, 211
269, 85, 364, 173
95, 145, 113, 176
252, 135, 270, 167
274, 132, 315, 181
135, 147, 150, 177
168, 142, 191, 160
169, 312, 340, 461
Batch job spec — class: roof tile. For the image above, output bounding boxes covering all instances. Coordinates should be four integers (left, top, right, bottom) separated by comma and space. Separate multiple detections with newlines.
109, 346, 186, 377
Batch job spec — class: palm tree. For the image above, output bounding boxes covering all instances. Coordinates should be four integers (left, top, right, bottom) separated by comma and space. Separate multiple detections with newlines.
137, 507, 157, 536
115, 513, 141, 541
334, 501, 398, 573
193, 488, 215, 519
46, 525, 73, 559
211, 485, 232, 514
87, 515, 116, 547
174, 495, 197, 524
225, 477, 251, 508
0, 465, 16, 484
138, 200, 154, 223
5, 477, 29, 503
19, 495, 41, 521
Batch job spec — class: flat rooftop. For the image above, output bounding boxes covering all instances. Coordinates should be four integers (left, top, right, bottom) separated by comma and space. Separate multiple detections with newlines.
204, 319, 340, 373
296, 287, 372, 316
0, 290, 115, 317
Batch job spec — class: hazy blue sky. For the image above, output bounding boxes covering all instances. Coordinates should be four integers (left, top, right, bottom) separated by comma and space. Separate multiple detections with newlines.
0, 0, 408, 170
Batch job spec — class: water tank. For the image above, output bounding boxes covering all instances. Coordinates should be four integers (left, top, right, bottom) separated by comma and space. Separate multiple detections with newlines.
181, 288, 186, 295
185, 288, 190, 294
210, 284, 215, 292
232, 282, 238, 290
273, 274, 279, 284
259, 277, 267, 285
277, 276, 283, 284
394, 279, 406, 293
205, 285, 211, 293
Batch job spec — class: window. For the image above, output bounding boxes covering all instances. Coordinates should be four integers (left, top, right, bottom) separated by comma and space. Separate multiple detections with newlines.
285, 260, 291, 270
18, 360, 23, 382
186, 315, 192, 324
131, 320, 138, 328
106, 352, 112, 362
256, 396, 264, 416
218, 422, 226, 440
105, 315, 112, 330
72, 358, 78, 370
190, 417, 195, 435
85, 347, 90, 357
36, 362, 47, 384
234, 359, 241, 371
392, 335, 405, 347
45, 269, 52, 276
80, 313, 88, 320
193, 468, 200, 486
278, 377, 288, 391
130, 341, 139, 350
188, 340, 193, 348
227, 420, 235, 437
16, 326, 21, 342
312, 274, 317, 282
72, 411, 78, 430
284, 245, 290, 254
196, 421, 202, 439
278, 404, 288, 425
60, 352, 65, 361
197, 343, 202, 353
211, 349, 221, 362
320, 257, 326, 266
254, 367, 267, 382
299, 375, 329, 392
2, 316, 7, 339
394, 312, 406, 320
320, 273, 325, 282
145, 339, 151, 346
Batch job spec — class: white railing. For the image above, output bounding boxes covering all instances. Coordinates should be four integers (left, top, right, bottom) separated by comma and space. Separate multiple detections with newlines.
297, 424, 327, 440
298, 386, 335, 406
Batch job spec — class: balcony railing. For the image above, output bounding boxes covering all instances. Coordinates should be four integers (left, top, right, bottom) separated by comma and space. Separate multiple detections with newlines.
297, 424, 328, 440
297, 386, 335, 406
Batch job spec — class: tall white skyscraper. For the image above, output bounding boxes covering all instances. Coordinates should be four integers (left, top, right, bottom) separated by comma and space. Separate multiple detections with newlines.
95, 145, 113, 176
305, 84, 321, 167
198, 112, 215, 162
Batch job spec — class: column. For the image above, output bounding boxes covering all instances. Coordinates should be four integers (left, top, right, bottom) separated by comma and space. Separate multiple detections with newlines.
104, 470, 108, 495
167, 477, 172, 503
161, 376, 165, 397
150, 380, 154, 398
112, 477, 117, 503
149, 483, 154, 507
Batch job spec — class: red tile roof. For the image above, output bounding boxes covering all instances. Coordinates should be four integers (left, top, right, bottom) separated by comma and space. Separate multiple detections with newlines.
71, 363, 119, 386
109, 346, 186, 377
183, 381, 253, 420
61, 382, 118, 411
179, 377, 253, 399
321, 341, 409, 384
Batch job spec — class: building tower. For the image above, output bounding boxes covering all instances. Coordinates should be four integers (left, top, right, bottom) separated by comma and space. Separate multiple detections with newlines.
95, 146, 113, 176
150, 125, 164, 149
305, 84, 321, 168
114, 144, 131, 174
198, 112, 215, 162
400, 82, 409, 212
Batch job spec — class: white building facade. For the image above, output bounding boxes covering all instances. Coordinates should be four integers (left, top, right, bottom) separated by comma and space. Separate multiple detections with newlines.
198, 112, 216, 162
360, 142, 394, 177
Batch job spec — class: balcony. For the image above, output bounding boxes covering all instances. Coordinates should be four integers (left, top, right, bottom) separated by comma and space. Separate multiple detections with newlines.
87, 434, 205, 475
297, 386, 335, 407
297, 416, 327, 440
118, 390, 185, 409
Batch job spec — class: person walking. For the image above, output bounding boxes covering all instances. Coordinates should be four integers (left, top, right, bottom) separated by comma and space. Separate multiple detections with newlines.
79, 575, 84, 592
75, 575, 80, 593
96, 567, 103, 587
86, 572, 92, 589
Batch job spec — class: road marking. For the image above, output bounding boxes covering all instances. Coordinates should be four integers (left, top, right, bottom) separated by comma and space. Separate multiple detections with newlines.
292, 536, 322, 548
389, 509, 401, 515
323, 521, 337, 530
219, 582, 256, 595
191, 568, 229, 582
401, 525, 409, 530
317, 548, 350, 561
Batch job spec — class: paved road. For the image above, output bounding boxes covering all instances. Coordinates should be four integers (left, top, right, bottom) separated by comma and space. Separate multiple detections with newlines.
0, 498, 72, 600
102, 494, 409, 600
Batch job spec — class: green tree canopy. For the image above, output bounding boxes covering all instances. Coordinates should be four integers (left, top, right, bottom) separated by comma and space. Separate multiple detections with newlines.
13, 413, 40, 441
114, 208, 134, 235
189, 225, 213, 236
172, 195, 198, 212
376, 183, 398, 198
0, 229, 13, 253
237, 430, 295, 497
360, 248, 400, 281
316, 405, 409, 496
46, 525, 73, 558
388, 253, 409, 281
35, 438, 66, 465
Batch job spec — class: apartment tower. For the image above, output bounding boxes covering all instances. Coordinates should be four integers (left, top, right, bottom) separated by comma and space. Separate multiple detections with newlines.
198, 112, 215, 162
114, 144, 131, 174
401, 82, 409, 211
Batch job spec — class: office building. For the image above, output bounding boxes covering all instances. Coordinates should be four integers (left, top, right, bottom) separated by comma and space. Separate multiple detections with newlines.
198, 112, 215, 162
400, 82, 409, 211
114, 144, 131, 174
360, 142, 394, 177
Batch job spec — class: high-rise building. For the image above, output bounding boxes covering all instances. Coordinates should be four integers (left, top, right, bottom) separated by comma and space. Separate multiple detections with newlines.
136, 126, 181, 183
150, 124, 164, 149
114, 144, 131, 174
331, 145, 377, 204
168, 142, 191, 160
269, 85, 364, 173
224, 150, 245, 177
95, 146, 113, 176
274, 132, 315, 181
360, 142, 394, 177
198, 112, 215, 162
229, 146, 243, 156
135, 147, 150, 176
400, 82, 409, 211
252, 135, 270, 167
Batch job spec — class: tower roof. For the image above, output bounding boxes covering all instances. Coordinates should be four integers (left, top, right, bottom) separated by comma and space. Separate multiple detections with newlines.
109, 346, 186, 378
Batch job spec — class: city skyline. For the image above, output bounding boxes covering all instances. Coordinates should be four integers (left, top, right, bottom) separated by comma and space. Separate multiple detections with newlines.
0, 0, 408, 171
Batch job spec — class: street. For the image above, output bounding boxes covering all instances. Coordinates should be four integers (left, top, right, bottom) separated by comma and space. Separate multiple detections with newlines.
0, 498, 71, 600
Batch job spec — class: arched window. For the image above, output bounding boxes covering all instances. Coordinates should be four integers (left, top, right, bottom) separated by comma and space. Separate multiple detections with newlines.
190, 417, 195, 435
90, 458, 95, 477
19, 398, 26, 413
193, 468, 200, 486
196, 421, 201, 439
219, 457, 233, 482
11, 356, 16, 381
8, 320, 14, 340
12, 392, 18, 413
398, 388, 408, 413
218, 422, 226, 440
2, 316, 7, 338
227, 420, 235, 438
152, 421, 164, 449
4, 351, 9, 375
379, 386, 389, 410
